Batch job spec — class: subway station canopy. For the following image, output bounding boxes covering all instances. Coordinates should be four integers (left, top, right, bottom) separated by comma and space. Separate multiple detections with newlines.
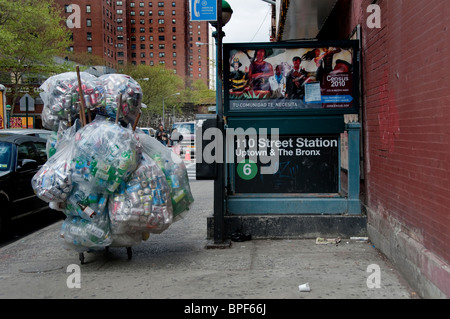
277, 0, 338, 40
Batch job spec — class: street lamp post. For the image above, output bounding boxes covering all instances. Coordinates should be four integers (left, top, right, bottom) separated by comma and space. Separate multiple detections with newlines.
162, 92, 180, 128
211, 0, 233, 246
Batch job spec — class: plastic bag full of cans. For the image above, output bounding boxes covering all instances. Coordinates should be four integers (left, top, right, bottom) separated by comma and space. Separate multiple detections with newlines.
108, 153, 173, 246
39, 72, 143, 131
137, 130, 194, 221
39, 72, 98, 131
32, 116, 194, 251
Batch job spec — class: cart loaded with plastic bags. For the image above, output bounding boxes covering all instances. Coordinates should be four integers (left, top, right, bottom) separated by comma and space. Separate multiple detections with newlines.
31, 67, 194, 264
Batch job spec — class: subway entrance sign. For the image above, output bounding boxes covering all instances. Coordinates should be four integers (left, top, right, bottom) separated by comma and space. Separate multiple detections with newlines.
204, 39, 364, 240
234, 135, 340, 194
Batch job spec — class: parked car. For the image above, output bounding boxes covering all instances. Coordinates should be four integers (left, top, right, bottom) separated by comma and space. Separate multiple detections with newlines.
139, 127, 155, 137
171, 121, 195, 156
0, 135, 50, 237
0, 128, 53, 140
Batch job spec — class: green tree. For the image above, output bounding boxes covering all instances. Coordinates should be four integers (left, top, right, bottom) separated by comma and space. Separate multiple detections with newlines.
0, 0, 72, 115
190, 79, 216, 105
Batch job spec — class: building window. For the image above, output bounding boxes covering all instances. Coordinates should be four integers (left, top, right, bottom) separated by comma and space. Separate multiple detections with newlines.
159, 52, 165, 57
117, 9, 123, 14
158, 35, 165, 41
132, 52, 136, 58
149, 2, 153, 7
130, 11, 136, 15
149, 36, 154, 41
172, 19, 176, 24
130, 19, 136, 24
117, 26, 124, 31
140, 44, 146, 49
131, 44, 136, 49
173, 60, 176, 65
140, 52, 145, 58
118, 52, 124, 57
87, 46, 92, 53
117, 43, 124, 48
86, 19, 92, 27
139, 2, 144, 7
86, 5, 91, 13
172, 2, 176, 7
158, 10, 164, 16
130, 2, 135, 7
172, 27, 176, 32
158, 27, 164, 32
173, 52, 176, 57
131, 36, 136, 41
116, 1, 123, 5
172, 43, 176, 49
117, 18, 123, 23
131, 27, 136, 33
158, 19, 164, 24
150, 61, 154, 66
158, 2, 164, 7
140, 11, 145, 16
140, 27, 145, 32
149, 27, 153, 32
149, 10, 153, 15
141, 61, 146, 65
140, 19, 145, 24
65, 5, 72, 13
87, 32, 92, 41
118, 60, 124, 65
140, 36, 145, 41
159, 44, 165, 49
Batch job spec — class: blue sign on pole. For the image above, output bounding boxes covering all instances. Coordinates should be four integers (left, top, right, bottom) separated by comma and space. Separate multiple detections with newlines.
190, 0, 217, 21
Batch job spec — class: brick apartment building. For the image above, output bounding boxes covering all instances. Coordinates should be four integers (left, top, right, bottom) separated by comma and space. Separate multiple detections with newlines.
276, 0, 450, 298
56, 0, 212, 87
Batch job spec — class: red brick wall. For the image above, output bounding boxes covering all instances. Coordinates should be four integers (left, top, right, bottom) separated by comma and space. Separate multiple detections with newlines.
321, 0, 450, 266
363, 0, 450, 265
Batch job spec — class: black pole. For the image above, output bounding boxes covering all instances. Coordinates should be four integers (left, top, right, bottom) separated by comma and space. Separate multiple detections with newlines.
213, 0, 226, 245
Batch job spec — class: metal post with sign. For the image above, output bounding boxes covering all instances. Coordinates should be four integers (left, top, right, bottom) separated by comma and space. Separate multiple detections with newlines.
202, 40, 366, 240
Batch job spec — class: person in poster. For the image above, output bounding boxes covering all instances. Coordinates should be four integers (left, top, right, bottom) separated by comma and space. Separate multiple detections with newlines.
229, 57, 248, 95
269, 64, 286, 98
248, 49, 274, 98
285, 56, 308, 99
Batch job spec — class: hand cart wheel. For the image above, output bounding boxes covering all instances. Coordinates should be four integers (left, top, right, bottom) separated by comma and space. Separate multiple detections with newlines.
79, 252, 85, 265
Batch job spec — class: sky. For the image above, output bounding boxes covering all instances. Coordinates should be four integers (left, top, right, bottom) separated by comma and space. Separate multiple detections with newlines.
222, 0, 273, 43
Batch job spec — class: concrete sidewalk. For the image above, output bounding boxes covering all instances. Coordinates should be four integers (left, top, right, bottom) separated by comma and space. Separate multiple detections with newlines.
0, 180, 417, 299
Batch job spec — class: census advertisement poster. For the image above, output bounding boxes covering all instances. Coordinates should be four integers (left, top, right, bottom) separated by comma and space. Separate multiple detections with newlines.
223, 40, 360, 115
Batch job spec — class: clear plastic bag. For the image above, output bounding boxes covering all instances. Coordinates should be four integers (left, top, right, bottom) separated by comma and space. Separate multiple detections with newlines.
39, 72, 98, 131
60, 212, 112, 251
98, 74, 143, 126
137, 131, 194, 220
32, 138, 76, 203
71, 116, 141, 194
109, 153, 173, 237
